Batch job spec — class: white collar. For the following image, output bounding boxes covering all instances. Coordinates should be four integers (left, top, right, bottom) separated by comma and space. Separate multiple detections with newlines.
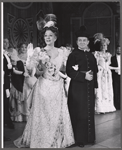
78, 47, 89, 52
3, 49, 9, 55
116, 54, 120, 57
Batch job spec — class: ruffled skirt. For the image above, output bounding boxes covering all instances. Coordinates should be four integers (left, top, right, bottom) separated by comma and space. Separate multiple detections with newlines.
14, 76, 75, 148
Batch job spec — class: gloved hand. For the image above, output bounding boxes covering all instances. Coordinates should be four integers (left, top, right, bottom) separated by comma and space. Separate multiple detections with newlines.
6, 89, 10, 98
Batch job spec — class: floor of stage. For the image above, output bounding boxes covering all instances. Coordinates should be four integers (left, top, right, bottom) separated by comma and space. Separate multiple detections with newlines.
3, 110, 121, 148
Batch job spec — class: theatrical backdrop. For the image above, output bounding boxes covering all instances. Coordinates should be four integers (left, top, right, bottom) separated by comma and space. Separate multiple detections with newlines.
4, 2, 120, 55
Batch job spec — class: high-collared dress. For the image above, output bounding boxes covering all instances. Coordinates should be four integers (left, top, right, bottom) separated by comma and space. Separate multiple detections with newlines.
66, 47, 98, 145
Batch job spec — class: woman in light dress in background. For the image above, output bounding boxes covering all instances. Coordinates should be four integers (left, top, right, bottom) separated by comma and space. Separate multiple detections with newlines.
14, 14, 74, 148
93, 33, 119, 114
18, 43, 37, 111
10, 43, 37, 122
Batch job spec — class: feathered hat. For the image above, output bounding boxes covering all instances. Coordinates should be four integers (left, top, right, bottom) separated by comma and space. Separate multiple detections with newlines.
36, 14, 57, 31
75, 25, 89, 38
93, 33, 110, 45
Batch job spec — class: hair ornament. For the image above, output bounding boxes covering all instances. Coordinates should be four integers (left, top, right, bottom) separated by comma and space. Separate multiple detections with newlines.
93, 33, 110, 45
36, 17, 46, 31
93, 33, 104, 44
101, 38, 110, 45
36, 14, 58, 31
44, 20, 55, 28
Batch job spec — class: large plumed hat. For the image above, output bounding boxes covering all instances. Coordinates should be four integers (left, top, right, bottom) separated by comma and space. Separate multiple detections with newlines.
36, 14, 57, 31
93, 33, 110, 45
75, 25, 89, 38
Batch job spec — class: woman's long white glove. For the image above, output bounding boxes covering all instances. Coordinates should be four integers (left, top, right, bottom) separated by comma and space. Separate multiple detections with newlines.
6, 89, 10, 98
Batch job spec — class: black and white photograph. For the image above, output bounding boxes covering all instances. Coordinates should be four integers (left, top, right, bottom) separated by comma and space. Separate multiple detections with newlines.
1, 1, 121, 148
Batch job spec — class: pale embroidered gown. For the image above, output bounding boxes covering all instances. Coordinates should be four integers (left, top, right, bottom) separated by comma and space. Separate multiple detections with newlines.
94, 51, 116, 113
14, 48, 75, 148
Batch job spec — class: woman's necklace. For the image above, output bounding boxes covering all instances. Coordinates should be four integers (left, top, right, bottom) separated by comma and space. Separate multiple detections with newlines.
101, 51, 108, 62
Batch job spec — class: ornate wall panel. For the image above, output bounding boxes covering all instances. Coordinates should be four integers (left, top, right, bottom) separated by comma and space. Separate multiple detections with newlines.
7, 13, 16, 25
83, 3, 112, 37
12, 18, 29, 47
84, 3, 112, 18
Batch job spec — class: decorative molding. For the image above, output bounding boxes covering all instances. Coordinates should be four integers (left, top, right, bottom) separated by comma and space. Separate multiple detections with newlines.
7, 13, 15, 25
7, 28, 11, 45
83, 3, 112, 19
83, 3, 112, 37
36, 9, 44, 20
7, 28, 14, 48
10, 2, 33, 9
26, 18, 33, 28
30, 31, 33, 43
11, 18, 29, 47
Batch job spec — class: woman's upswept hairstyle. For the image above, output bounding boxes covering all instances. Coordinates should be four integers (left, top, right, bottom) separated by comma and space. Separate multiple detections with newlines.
41, 26, 59, 38
17, 42, 27, 54
36, 14, 59, 46
36, 14, 58, 34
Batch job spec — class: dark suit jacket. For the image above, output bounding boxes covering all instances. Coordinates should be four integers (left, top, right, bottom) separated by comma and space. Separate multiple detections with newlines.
111, 55, 118, 67
110, 55, 120, 82
3, 54, 12, 90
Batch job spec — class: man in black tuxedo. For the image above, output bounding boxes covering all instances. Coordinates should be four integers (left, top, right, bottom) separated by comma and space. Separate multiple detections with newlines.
3, 39, 15, 142
110, 45, 121, 110
3, 52, 15, 128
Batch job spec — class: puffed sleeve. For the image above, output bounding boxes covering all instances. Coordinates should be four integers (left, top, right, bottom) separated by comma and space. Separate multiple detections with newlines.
66, 53, 86, 82
107, 52, 112, 65
26, 47, 41, 69
93, 51, 99, 65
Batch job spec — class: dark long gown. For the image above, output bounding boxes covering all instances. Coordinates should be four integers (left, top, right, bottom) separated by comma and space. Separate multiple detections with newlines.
10, 60, 25, 121
66, 48, 98, 145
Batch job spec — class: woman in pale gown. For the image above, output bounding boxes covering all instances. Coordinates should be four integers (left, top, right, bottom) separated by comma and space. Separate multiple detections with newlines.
18, 43, 37, 108
14, 14, 75, 148
93, 34, 118, 114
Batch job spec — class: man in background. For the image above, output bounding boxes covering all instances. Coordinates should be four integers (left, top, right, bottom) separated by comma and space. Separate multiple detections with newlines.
3, 38, 14, 141
111, 45, 121, 110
